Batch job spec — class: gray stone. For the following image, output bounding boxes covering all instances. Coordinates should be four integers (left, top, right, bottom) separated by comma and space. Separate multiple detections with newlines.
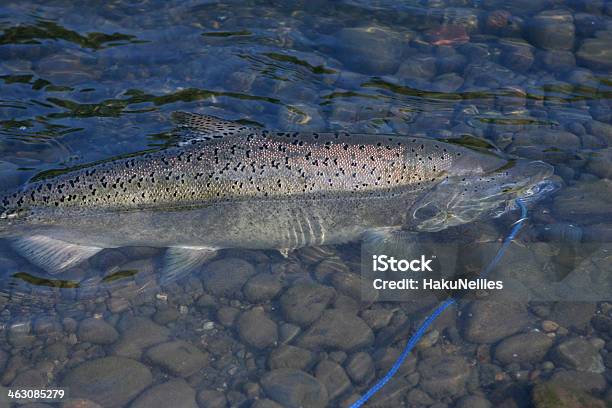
456, 395, 492, 408
373, 346, 417, 376
587, 147, 612, 179
586, 121, 612, 145
0, 386, 10, 408
260, 368, 328, 408
549, 302, 596, 331
196, 389, 227, 408
407, 389, 435, 406
279, 322, 301, 345
145, 340, 209, 377
418, 355, 469, 398
512, 129, 580, 150
532, 380, 607, 408
538, 50, 576, 72
280, 282, 335, 327
494, 332, 553, 364
577, 38, 612, 70
251, 399, 283, 408
500, 39, 535, 72
549, 370, 607, 392
552, 248, 612, 303
368, 378, 412, 406
360, 308, 394, 330
33, 316, 61, 335
268, 345, 314, 370
243, 273, 282, 303
314, 360, 351, 400
433, 73, 464, 93
216, 306, 239, 327
297, 309, 374, 351
201, 258, 256, 297
345, 352, 375, 384
462, 302, 529, 343
333, 294, 359, 313
78, 318, 119, 345
436, 51, 467, 75
237, 309, 278, 349
529, 10, 575, 51
553, 337, 605, 373
153, 308, 181, 325
62, 357, 152, 408
397, 56, 437, 80
554, 180, 612, 222
11, 368, 49, 388
112, 316, 170, 359
7, 320, 35, 348
130, 379, 197, 408
61, 398, 103, 408
335, 27, 406, 75
330, 272, 377, 305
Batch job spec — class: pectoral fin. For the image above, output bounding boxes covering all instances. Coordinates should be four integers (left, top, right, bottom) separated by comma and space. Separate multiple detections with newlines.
161, 246, 218, 284
362, 227, 419, 255
171, 111, 259, 143
11, 235, 103, 274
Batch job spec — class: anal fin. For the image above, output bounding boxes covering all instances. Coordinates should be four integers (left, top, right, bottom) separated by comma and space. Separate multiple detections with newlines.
11, 235, 103, 274
160, 246, 218, 284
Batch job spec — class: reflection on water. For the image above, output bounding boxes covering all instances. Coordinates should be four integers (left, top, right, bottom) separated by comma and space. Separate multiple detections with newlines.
0, 0, 611, 407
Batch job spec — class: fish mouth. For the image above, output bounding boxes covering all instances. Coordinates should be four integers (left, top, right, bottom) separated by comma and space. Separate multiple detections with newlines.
410, 160, 558, 232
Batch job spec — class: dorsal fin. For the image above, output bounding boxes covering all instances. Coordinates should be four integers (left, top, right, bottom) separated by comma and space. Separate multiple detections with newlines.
171, 111, 259, 143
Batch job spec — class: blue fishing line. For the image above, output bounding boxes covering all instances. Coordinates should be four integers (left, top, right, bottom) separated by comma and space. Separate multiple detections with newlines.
351, 198, 528, 408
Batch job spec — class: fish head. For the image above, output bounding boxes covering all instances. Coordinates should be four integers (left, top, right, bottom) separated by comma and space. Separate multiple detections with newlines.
409, 159, 558, 232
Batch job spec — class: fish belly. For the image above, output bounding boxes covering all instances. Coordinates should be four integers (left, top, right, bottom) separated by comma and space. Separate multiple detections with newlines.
24, 191, 417, 250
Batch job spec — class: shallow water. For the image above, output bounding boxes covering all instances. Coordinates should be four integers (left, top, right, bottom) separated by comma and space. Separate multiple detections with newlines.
0, 0, 611, 407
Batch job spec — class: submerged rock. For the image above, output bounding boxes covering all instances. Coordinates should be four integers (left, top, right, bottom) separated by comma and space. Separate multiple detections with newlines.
577, 37, 612, 70
554, 180, 612, 222
260, 368, 328, 408
532, 380, 606, 408
243, 273, 282, 303
78, 318, 119, 345
145, 340, 209, 377
587, 147, 612, 179
461, 301, 529, 343
528, 10, 575, 51
494, 332, 553, 364
112, 316, 170, 359
456, 395, 492, 408
552, 337, 605, 373
201, 258, 256, 297
345, 352, 375, 385
296, 309, 374, 351
268, 345, 314, 370
130, 379, 197, 408
549, 370, 607, 393
553, 247, 612, 303
335, 26, 406, 75
196, 389, 227, 408
418, 355, 470, 398
62, 357, 152, 408
315, 360, 351, 400
280, 282, 335, 327
237, 308, 278, 349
